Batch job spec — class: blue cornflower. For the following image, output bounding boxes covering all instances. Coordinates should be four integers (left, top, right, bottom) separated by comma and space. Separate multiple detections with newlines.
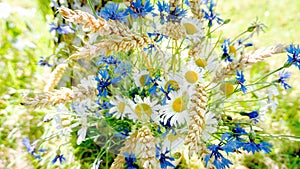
148, 32, 167, 43
52, 154, 66, 164
286, 44, 300, 69
243, 141, 272, 154
160, 84, 174, 105
167, 5, 187, 23
248, 110, 259, 122
156, 147, 176, 169
97, 55, 121, 65
232, 124, 247, 139
157, 1, 169, 24
238, 39, 253, 47
98, 3, 128, 23
95, 69, 120, 97
38, 56, 52, 67
124, 152, 139, 169
205, 144, 232, 169
221, 39, 233, 62
114, 62, 131, 77
127, 0, 154, 18
157, 1, 186, 23
201, 1, 223, 27
222, 139, 244, 155
278, 71, 292, 90
221, 132, 244, 155
236, 70, 247, 93
22, 138, 46, 160
240, 110, 260, 123
49, 23, 75, 34
147, 76, 160, 96
98, 100, 113, 110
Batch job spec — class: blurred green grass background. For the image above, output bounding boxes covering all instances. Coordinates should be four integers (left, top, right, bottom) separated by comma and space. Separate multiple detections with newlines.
0, 0, 299, 168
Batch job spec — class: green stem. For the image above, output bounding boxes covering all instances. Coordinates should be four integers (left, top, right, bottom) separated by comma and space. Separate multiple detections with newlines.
87, 0, 98, 17
259, 134, 300, 141
254, 66, 285, 83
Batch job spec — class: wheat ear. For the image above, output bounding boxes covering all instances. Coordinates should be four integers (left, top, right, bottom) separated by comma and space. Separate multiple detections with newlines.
184, 84, 209, 160
213, 44, 287, 82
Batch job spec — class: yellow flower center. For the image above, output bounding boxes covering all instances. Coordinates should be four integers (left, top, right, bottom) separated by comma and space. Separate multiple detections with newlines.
118, 102, 125, 113
229, 45, 237, 57
220, 82, 234, 95
195, 58, 207, 68
165, 80, 180, 91
172, 96, 188, 113
183, 22, 198, 35
134, 103, 152, 118
167, 132, 180, 141
139, 74, 148, 86
185, 71, 199, 84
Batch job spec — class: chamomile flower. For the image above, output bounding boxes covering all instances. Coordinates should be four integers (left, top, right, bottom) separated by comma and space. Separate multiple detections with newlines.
110, 96, 131, 119
160, 87, 193, 127
180, 62, 204, 85
127, 96, 160, 122
202, 112, 218, 141
134, 70, 151, 87
181, 17, 205, 43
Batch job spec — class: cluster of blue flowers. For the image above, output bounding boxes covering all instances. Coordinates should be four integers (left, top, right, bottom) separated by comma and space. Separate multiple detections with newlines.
95, 55, 131, 99
23, 138, 66, 164
49, 22, 74, 34
205, 125, 272, 169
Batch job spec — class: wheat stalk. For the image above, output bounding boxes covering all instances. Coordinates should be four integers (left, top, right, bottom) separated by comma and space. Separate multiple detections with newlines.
159, 22, 186, 40
110, 130, 138, 169
44, 63, 68, 92
136, 126, 157, 169
22, 76, 97, 108
184, 84, 209, 163
188, 0, 204, 20
213, 44, 287, 82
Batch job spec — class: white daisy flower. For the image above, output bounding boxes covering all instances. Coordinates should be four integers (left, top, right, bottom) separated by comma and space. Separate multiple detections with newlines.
134, 70, 151, 87
268, 86, 279, 112
160, 87, 194, 127
181, 17, 205, 43
157, 73, 182, 92
127, 96, 161, 122
109, 95, 131, 119
161, 129, 187, 152
202, 112, 218, 141
77, 75, 97, 90
180, 61, 204, 85
76, 113, 88, 145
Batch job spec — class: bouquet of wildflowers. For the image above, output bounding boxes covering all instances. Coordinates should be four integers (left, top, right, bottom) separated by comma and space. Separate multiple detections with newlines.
22, 0, 300, 168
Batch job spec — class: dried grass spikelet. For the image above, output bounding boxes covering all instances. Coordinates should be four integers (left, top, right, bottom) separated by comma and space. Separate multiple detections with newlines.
58, 7, 111, 36
69, 33, 151, 60
68, 44, 105, 60
59, 7, 134, 37
242, 44, 288, 65
159, 22, 186, 40
188, 0, 204, 19
110, 130, 138, 169
44, 63, 68, 92
23, 77, 98, 108
184, 84, 209, 160
105, 34, 152, 53
136, 126, 157, 169
22, 88, 72, 108
213, 44, 287, 82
